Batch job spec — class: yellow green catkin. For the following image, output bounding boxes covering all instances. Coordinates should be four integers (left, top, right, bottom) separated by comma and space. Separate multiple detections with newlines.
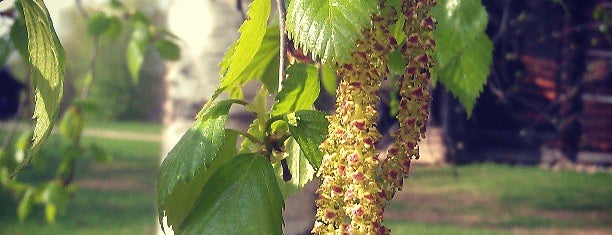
313, 2, 396, 234
314, 0, 437, 234
381, 0, 437, 201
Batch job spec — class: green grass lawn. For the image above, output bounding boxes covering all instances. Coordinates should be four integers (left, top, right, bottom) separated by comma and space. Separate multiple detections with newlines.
0, 123, 161, 235
385, 164, 612, 234
1, 122, 611, 234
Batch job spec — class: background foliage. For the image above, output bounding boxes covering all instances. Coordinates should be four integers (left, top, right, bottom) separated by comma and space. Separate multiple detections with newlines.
61, 4, 165, 121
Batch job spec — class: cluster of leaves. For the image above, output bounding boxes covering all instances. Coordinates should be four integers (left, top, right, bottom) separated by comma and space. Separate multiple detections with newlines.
84, 0, 181, 83
0, 115, 111, 223
0, 0, 69, 222
1, 0, 179, 223
158, 0, 492, 233
157, 0, 333, 232
5, 0, 67, 175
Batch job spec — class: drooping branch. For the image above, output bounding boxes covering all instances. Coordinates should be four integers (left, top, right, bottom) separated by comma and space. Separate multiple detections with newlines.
75, 0, 89, 18
81, 38, 99, 99
74, 0, 99, 99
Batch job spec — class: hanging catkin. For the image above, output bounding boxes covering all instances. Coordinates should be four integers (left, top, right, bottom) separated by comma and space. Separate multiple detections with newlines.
381, 0, 437, 201
312, 1, 397, 234
313, 0, 437, 234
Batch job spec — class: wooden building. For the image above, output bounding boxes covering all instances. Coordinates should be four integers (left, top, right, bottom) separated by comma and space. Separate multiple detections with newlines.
429, 0, 611, 166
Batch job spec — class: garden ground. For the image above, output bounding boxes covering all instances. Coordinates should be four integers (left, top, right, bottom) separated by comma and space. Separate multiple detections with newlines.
0, 122, 610, 234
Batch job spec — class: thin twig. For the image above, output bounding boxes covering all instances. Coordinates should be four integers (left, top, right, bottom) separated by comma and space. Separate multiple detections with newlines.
75, 0, 89, 18
74, 0, 98, 99
492, 0, 510, 43
81, 37, 99, 99
276, 0, 288, 93
236, 0, 246, 21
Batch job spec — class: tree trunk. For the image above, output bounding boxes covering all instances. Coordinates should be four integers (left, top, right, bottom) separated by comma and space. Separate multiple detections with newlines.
159, 0, 241, 233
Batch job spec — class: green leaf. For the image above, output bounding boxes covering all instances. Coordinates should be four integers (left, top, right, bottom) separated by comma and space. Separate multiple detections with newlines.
390, 7, 406, 44
56, 145, 82, 180
162, 129, 240, 231
247, 26, 280, 94
18, 187, 35, 221
71, 99, 99, 114
59, 106, 84, 144
88, 144, 112, 163
248, 87, 269, 129
9, 17, 28, 59
431, 0, 492, 116
127, 22, 149, 84
157, 100, 240, 229
217, 25, 280, 97
273, 138, 315, 198
286, 0, 378, 64
86, 12, 111, 37
45, 203, 57, 223
218, 130, 239, 162
287, 110, 328, 171
388, 0, 403, 15
271, 63, 320, 116
105, 16, 122, 40
240, 119, 265, 153
129, 10, 150, 25
158, 29, 182, 42
13, 0, 66, 176
162, 130, 239, 231
320, 64, 337, 95
39, 181, 71, 223
154, 39, 181, 61
388, 49, 406, 76
218, 44, 236, 77
180, 154, 284, 235
14, 132, 33, 164
216, 0, 271, 98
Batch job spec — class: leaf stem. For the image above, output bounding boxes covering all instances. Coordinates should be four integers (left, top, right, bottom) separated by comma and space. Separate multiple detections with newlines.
234, 99, 250, 106
275, 0, 288, 93
228, 129, 262, 145
264, 115, 285, 135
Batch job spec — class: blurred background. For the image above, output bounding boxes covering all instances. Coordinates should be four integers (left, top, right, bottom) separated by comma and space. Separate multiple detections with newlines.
0, 0, 610, 234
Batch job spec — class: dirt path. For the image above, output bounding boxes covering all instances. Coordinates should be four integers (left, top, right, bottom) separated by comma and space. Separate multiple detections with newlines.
0, 122, 161, 142
82, 129, 161, 142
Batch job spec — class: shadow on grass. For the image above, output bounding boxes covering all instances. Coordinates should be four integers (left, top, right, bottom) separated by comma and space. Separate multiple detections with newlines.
386, 163, 612, 232
1, 131, 161, 235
